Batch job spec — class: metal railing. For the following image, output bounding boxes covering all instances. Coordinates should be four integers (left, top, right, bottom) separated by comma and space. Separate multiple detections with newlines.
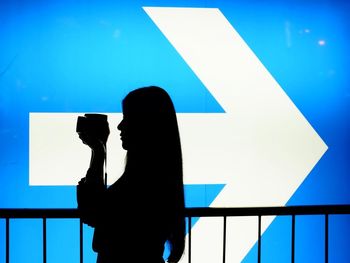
1, 205, 350, 263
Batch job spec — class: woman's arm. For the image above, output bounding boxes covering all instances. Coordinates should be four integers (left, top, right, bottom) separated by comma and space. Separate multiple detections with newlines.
80, 133, 106, 184
77, 134, 107, 226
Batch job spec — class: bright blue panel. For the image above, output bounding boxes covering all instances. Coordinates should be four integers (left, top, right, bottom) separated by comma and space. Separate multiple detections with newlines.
0, 0, 349, 262
10, 219, 42, 263
47, 219, 80, 263
295, 216, 325, 263
329, 215, 350, 263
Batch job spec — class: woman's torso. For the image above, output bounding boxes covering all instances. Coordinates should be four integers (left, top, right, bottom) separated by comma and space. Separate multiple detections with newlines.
92, 174, 167, 262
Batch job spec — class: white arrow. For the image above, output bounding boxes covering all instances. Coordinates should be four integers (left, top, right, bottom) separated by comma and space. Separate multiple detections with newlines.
29, 7, 327, 263
29, 113, 230, 185
143, 7, 327, 263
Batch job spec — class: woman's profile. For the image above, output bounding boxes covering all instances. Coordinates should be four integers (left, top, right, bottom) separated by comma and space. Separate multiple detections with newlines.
77, 86, 185, 263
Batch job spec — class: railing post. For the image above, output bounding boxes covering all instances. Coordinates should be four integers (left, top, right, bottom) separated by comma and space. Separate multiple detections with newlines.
6, 217, 9, 263
223, 216, 227, 263
258, 215, 261, 263
80, 219, 84, 263
43, 217, 47, 263
188, 217, 192, 263
291, 215, 295, 263
325, 214, 329, 263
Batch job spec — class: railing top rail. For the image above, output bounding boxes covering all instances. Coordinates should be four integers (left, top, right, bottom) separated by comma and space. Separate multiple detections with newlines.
0, 208, 80, 219
0, 205, 350, 219
186, 205, 350, 217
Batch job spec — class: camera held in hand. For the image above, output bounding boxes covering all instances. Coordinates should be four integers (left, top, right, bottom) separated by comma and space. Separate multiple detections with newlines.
76, 114, 110, 144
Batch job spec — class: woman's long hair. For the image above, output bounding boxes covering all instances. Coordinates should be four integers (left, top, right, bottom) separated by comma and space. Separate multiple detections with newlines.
122, 86, 185, 262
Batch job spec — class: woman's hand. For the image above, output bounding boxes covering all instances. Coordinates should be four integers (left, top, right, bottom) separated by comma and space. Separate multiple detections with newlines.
79, 132, 106, 154
79, 133, 106, 184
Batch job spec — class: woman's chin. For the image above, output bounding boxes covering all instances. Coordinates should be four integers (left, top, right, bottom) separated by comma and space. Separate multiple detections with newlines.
121, 142, 128, 150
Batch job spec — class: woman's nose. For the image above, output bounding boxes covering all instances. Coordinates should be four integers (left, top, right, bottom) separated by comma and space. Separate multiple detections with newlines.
117, 119, 124, 131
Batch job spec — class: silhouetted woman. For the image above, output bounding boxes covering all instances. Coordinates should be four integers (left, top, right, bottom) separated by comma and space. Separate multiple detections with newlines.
77, 86, 185, 263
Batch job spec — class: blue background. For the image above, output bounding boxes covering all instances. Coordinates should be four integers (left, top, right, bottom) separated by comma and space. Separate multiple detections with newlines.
0, 0, 349, 262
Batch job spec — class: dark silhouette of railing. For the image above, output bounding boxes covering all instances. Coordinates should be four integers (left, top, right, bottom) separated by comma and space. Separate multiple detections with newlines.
1, 205, 350, 263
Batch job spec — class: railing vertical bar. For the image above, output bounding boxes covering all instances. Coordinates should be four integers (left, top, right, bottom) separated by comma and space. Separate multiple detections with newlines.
43, 217, 47, 263
291, 215, 295, 263
223, 216, 227, 263
80, 220, 84, 263
188, 217, 192, 263
6, 217, 9, 263
325, 214, 329, 263
258, 215, 261, 263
